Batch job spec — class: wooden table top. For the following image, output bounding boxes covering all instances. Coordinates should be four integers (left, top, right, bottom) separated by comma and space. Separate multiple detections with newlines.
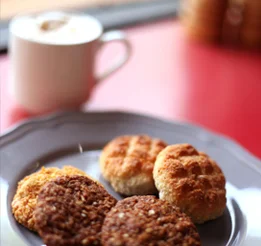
1, 20, 261, 158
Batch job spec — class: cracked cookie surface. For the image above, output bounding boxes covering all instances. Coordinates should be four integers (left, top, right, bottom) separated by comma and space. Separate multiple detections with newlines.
153, 144, 226, 224
100, 135, 167, 195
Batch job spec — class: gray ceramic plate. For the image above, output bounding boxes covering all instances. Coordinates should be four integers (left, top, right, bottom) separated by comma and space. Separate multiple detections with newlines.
1, 111, 261, 246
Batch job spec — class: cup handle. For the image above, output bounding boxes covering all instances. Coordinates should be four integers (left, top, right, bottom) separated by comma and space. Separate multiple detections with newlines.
95, 30, 131, 82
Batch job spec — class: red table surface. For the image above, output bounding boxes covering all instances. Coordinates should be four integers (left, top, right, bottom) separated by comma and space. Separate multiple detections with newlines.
1, 20, 261, 159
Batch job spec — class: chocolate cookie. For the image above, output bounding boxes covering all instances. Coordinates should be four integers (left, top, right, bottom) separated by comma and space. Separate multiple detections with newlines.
34, 175, 116, 246
102, 195, 201, 246
12, 166, 88, 231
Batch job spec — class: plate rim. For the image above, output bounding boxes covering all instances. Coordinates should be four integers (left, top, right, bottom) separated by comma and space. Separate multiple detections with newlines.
1, 110, 261, 246
0, 110, 260, 172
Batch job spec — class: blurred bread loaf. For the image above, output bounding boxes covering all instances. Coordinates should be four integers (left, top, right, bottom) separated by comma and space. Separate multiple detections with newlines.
181, 0, 261, 49
181, 0, 227, 42
240, 0, 261, 48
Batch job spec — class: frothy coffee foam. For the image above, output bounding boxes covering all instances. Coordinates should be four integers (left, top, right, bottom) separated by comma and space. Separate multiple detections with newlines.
10, 12, 102, 45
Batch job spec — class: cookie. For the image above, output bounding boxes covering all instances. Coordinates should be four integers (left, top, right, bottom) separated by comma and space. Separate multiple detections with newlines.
153, 144, 226, 224
34, 175, 116, 246
100, 135, 167, 196
101, 195, 201, 246
12, 166, 88, 231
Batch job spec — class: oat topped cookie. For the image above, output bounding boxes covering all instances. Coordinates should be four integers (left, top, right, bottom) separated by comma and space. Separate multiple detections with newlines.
34, 175, 116, 246
12, 166, 88, 231
100, 135, 167, 196
102, 195, 201, 246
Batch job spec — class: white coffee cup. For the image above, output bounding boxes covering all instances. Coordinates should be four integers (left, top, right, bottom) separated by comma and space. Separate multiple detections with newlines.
9, 11, 131, 113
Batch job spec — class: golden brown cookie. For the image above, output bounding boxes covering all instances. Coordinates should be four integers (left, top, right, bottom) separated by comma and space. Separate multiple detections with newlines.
153, 144, 226, 224
100, 135, 167, 196
12, 166, 88, 231
101, 195, 201, 246
34, 175, 117, 246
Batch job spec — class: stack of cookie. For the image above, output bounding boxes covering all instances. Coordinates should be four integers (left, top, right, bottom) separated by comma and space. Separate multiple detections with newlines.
12, 166, 89, 231
12, 166, 117, 246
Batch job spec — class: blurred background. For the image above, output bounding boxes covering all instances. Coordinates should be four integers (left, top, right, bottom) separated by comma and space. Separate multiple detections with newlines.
0, 0, 261, 159
0, 0, 177, 51
1, 0, 139, 19
1, 0, 261, 50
